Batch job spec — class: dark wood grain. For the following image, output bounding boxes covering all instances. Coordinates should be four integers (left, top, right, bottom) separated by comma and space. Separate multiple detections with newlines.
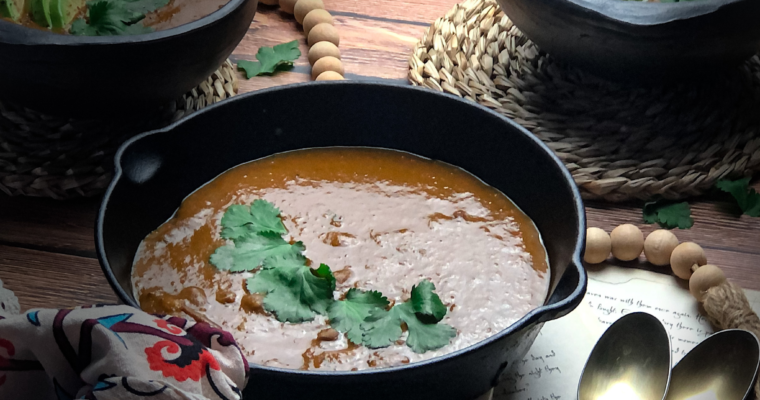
0, 245, 117, 310
0, 0, 758, 316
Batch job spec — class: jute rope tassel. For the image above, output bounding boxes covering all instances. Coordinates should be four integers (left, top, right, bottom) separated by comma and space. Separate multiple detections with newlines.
703, 282, 760, 399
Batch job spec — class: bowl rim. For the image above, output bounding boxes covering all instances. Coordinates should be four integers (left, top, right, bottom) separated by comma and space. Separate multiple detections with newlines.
0, 0, 248, 46
561, 0, 747, 25
96, 81, 588, 377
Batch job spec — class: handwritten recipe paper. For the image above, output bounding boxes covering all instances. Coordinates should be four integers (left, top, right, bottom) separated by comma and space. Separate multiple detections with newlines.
493, 265, 760, 400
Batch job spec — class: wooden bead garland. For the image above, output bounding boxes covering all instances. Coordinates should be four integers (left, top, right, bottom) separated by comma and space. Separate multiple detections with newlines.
270, 0, 345, 81
584, 225, 735, 302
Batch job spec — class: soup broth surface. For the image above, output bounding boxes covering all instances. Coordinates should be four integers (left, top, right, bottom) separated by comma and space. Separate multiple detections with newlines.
132, 147, 550, 371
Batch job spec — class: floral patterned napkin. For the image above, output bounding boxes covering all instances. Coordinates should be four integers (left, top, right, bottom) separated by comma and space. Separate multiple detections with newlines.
0, 282, 248, 400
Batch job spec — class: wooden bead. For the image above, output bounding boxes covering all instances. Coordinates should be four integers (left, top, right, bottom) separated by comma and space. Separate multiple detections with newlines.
294, 0, 324, 24
279, 0, 298, 14
312, 56, 343, 79
670, 242, 707, 280
643, 229, 679, 266
610, 224, 644, 261
689, 264, 726, 302
259, 0, 279, 5
303, 9, 333, 36
316, 71, 344, 81
308, 22, 339, 47
308, 41, 340, 65
584, 228, 611, 264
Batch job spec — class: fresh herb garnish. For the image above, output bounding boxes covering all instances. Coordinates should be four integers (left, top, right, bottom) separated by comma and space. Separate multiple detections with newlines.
210, 199, 456, 352
246, 255, 334, 323
327, 289, 389, 344
210, 232, 305, 272
69, 0, 167, 36
221, 200, 288, 240
237, 40, 301, 78
716, 178, 760, 217
410, 279, 447, 323
643, 199, 693, 229
361, 290, 456, 354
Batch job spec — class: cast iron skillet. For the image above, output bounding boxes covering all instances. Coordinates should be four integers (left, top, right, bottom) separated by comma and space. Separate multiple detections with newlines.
495, 0, 760, 83
96, 82, 587, 400
0, 0, 257, 118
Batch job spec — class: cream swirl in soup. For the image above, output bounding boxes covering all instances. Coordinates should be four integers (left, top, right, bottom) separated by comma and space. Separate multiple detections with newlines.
132, 147, 549, 371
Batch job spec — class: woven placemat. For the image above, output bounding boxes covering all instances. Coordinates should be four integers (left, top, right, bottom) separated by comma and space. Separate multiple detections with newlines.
409, 0, 760, 202
0, 60, 238, 199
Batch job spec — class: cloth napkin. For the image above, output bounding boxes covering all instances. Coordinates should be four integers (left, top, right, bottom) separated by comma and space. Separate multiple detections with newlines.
0, 285, 248, 400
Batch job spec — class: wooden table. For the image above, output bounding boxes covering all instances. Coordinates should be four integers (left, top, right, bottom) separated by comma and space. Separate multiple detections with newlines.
1, 0, 759, 314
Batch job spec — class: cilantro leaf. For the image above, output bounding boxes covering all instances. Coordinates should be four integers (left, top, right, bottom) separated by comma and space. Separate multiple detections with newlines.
360, 307, 404, 348
246, 262, 334, 322
210, 233, 304, 272
238, 40, 301, 78
716, 178, 760, 217
396, 302, 457, 353
70, 0, 160, 36
361, 281, 455, 353
411, 280, 447, 323
328, 289, 389, 344
361, 302, 455, 353
314, 263, 336, 291
642, 199, 693, 229
221, 200, 287, 240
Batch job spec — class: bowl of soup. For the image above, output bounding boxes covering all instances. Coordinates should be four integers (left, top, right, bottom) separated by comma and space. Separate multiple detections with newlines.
0, 0, 256, 117
495, 0, 760, 83
96, 82, 587, 400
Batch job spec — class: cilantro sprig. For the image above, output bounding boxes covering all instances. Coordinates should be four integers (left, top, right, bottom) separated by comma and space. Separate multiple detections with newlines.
643, 199, 693, 229
238, 41, 301, 78
716, 178, 760, 217
70, 0, 168, 36
327, 289, 390, 344
209, 199, 457, 353
246, 255, 334, 323
360, 281, 456, 353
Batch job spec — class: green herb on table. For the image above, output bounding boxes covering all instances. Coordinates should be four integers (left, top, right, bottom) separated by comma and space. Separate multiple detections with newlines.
238, 40, 301, 78
716, 178, 760, 217
210, 199, 456, 352
643, 199, 693, 229
70, 0, 168, 36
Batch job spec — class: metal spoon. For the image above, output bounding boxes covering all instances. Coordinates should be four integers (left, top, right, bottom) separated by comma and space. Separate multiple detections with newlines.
665, 329, 760, 400
578, 312, 671, 400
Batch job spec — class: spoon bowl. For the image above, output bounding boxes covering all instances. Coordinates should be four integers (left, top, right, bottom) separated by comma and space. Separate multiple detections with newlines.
578, 312, 671, 400
665, 329, 760, 400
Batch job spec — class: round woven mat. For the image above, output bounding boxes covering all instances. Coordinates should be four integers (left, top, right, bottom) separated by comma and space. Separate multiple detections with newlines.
0, 60, 238, 199
409, 0, 760, 202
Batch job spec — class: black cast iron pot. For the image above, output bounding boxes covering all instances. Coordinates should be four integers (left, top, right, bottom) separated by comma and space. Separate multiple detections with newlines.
495, 0, 760, 83
96, 82, 587, 400
0, 0, 257, 118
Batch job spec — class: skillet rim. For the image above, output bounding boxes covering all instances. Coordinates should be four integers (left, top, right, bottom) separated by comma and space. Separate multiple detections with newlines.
96, 80, 588, 376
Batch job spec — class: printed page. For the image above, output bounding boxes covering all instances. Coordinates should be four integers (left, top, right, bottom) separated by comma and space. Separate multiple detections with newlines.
494, 264, 760, 400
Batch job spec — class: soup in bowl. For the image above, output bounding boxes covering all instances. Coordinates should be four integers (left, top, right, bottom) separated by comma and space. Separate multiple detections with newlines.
97, 82, 587, 400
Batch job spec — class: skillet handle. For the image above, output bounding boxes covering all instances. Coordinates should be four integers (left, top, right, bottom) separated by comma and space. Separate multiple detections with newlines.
538, 257, 587, 323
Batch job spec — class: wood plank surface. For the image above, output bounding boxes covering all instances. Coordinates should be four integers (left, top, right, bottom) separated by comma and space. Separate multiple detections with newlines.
0, 0, 758, 321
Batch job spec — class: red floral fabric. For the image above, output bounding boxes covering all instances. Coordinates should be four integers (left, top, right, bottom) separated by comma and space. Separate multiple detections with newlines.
0, 305, 248, 400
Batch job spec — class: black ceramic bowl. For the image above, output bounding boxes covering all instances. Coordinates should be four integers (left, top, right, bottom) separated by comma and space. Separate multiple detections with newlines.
96, 82, 587, 400
0, 0, 257, 118
496, 0, 760, 82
